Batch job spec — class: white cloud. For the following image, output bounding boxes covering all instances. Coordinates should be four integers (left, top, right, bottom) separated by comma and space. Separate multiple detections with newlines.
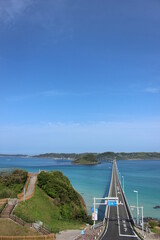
6, 89, 93, 102
0, 0, 33, 24
144, 87, 160, 93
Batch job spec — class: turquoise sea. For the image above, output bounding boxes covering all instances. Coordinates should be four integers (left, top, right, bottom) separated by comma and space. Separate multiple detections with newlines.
0, 157, 160, 220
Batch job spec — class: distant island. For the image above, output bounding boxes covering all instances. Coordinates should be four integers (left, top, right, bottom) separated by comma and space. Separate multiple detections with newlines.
33, 152, 160, 162
96, 152, 160, 161
33, 153, 80, 159
1, 152, 160, 165
73, 154, 99, 165
0, 154, 28, 157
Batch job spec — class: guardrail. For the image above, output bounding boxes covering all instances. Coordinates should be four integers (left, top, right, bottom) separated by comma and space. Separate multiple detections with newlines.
104, 160, 114, 219
115, 162, 135, 226
92, 221, 104, 229
10, 214, 51, 234
99, 161, 114, 239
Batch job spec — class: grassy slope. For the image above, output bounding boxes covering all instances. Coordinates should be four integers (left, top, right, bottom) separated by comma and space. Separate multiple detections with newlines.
14, 186, 85, 233
0, 219, 40, 236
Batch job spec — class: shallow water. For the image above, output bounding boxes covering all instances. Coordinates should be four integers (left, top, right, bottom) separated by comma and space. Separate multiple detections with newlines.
0, 157, 159, 219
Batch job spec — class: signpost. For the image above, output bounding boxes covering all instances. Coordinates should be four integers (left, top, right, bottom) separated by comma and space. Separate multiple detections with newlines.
91, 207, 98, 222
92, 197, 118, 225
107, 200, 117, 206
81, 230, 85, 240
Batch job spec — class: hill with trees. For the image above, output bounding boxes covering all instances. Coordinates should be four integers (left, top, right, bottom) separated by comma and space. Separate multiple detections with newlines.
14, 171, 91, 232
33, 152, 160, 162
0, 170, 27, 198
73, 154, 99, 165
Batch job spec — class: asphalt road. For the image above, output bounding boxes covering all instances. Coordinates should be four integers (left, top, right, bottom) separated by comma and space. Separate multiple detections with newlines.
101, 161, 139, 240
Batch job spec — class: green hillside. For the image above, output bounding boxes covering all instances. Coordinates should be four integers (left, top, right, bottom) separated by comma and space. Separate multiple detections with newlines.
14, 171, 90, 233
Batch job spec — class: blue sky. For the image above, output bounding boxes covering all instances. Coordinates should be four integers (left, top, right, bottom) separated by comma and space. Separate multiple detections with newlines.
0, 0, 160, 154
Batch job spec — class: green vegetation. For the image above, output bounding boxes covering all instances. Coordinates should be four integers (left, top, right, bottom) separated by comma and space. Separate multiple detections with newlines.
33, 152, 160, 161
73, 154, 98, 165
1, 152, 160, 161
0, 154, 27, 157
0, 169, 27, 198
0, 203, 5, 213
14, 171, 90, 233
97, 152, 160, 160
33, 153, 80, 159
0, 219, 40, 236
37, 171, 89, 222
149, 220, 160, 234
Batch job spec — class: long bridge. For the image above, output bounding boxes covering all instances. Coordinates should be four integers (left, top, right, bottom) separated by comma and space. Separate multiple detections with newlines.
100, 160, 140, 240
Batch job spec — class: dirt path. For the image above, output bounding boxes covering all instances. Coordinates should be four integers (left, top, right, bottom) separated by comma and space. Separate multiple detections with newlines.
26, 175, 37, 197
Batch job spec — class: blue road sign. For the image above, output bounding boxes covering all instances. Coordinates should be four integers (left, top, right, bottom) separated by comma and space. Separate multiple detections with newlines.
107, 200, 117, 206
91, 207, 98, 213
81, 230, 85, 235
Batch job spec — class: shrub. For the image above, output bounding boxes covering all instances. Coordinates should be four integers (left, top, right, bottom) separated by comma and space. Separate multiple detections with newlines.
37, 171, 89, 222
0, 169, 27, 198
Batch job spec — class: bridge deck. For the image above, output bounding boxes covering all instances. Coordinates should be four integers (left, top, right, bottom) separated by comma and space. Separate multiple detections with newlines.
101, 161, 139, 240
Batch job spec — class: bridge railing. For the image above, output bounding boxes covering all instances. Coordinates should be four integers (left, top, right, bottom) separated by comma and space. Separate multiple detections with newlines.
115, 161, 135, 226
104, 160, 114, 220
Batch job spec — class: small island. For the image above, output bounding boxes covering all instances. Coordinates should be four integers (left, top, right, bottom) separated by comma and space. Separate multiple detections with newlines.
153, 205, 160, 209
73, 154, 99, 165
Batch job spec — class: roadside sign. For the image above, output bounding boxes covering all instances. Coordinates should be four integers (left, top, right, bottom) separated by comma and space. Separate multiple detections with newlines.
92, 212, 98, 221
81, 230, 85, 235
91, 208, 98, 214
107, 200, 117, 206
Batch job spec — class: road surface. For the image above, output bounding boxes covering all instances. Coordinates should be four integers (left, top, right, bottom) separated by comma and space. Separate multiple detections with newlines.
101, 161, 139, 240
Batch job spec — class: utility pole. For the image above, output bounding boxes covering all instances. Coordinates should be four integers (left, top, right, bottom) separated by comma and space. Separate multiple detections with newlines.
94, 197, 96, 226
142, 206, 144, 238
130, 205, 144, 238
134, 190, 139, 225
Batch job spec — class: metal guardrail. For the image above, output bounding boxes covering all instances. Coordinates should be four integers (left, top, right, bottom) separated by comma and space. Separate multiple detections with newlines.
115, 162, 135, 226
92, 221, 104, 229
99, 162, 114, 239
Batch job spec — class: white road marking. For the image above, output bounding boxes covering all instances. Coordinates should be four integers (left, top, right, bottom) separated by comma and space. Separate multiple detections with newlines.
119, 234, 138, 238
102, 162, 140, 240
